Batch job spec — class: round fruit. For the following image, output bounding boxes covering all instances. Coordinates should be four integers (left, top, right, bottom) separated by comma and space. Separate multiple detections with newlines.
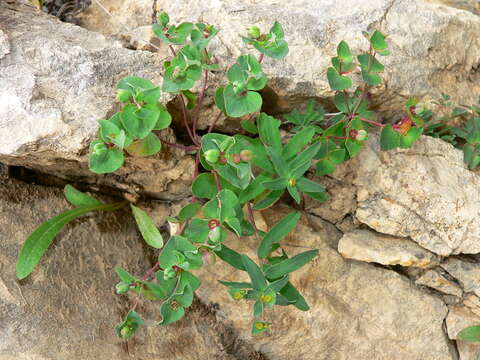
240, 149, 253, 162
204, 149, 220, 163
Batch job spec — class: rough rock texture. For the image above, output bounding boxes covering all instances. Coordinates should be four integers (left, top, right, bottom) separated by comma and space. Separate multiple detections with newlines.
0, 2, 192, 200
427, 0, 480, 14
445, 306, 480, 360
442, 257, 480, 297
0, 174, 260, 360
352, 135, 480, 256
415, 269, 463, 297
338, 229, 439, 268
196, 207, 452, 360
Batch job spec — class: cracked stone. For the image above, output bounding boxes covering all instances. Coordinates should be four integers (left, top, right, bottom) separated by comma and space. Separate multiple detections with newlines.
442, 257, 480, 298
353, 135, 480, 256
415, 269, 463, 297
446, 305, 480, 360
338, 229, 440, 268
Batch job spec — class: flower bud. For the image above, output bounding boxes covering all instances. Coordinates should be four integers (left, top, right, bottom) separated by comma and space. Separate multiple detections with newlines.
288, 178, 297, 187
260, 294, 273, 303
240, 149, 253, 162
204, 149, 220, 163
120, 326, 133, 339
116, 89, 131, 103
115, 282, 130, 294
254, 321, 270, 330
229, 288, 246, 301
247, 26, 261, 39
208, 219, 220, 229
393, 116, 413, 135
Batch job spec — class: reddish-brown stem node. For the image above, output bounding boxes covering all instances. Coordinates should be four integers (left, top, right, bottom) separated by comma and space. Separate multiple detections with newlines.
168, 45, 177, 56
160, 138, 199, 151
258, 53, 264, 63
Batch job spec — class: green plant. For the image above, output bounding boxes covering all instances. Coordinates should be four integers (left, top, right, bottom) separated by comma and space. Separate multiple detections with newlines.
17, 14, 426, 338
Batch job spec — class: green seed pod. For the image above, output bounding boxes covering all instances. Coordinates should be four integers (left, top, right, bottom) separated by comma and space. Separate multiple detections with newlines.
240, 149, 253, 162
115, 282, 130, 294
356, 129, 368, 141
204, 149, 220, 163
116, 89, 131, 103
208, 226, 222, 243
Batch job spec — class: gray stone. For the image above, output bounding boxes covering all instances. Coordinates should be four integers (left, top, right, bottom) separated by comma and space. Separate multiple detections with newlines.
338, 229, 439, 268
196, 206, 452, 360
0, 2, 193, 200
446, 305, 480, 360
0, 174, 257, 360
353, 135, 480, 256
442, 257, 480, 297
415, 269, 463, 297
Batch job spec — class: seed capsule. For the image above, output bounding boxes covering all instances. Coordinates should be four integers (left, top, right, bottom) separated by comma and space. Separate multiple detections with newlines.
288, 178, 297, 187
208, 226, 222, 243
240, 149, 253, 162
204, 149, 220, 163
356, 129, 368, 141
115, 282, 130, 294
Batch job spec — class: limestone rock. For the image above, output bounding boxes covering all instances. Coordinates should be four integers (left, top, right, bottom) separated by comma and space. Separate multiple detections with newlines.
464, 294, 480, 318
415, 269, 463, 297
0, 173, 258, 360
153, 0, 480, 120
196, 207, 452, 360
442, 257, 480, 297
353, 135, 480, 256
0, 2, 193, 200
446, 305, 480, 360
426, 0, 480, 14
338, 229, 439, 268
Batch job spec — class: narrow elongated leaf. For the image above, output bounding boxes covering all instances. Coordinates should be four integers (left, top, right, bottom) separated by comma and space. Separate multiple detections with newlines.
457, 325, 480, 342
64, 185, 102, 207
215, 245, 245, 271
130, 205, 163, 249
297, 177, 326, 193
258, 113, 282, 151
280, 282, 310, 311
241, 255, 268, 290
265, 249, 318, 279
16, 202, 125, 279
253, 190, 283, 210
218, 280, 253, 288
258, 212, 300, 258
282, 126, 316, 160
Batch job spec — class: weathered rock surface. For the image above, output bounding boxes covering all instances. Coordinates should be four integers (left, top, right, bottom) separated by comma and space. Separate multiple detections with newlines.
415, 269, 463, 297
196, 207, 452, 360
445, 306, 480, 360
442, 257, 480, 297
0, 174, 259, 360
353, 135, 480, 256
0, 2, 193, 200
338, 229, 439, 268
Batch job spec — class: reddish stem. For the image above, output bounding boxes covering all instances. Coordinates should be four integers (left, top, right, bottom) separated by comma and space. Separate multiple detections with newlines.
178, 95, 200, 146
208, 112, 222, 133
360, 117, 385, 128
168, 45, 177, 56
212, 170, 221, 192
258, 53, 264, 63
141, 262, 160, 281
192, 70, 209, 138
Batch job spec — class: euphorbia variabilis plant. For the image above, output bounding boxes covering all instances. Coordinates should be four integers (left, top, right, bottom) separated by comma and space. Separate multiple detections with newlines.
17, 14, 427, 338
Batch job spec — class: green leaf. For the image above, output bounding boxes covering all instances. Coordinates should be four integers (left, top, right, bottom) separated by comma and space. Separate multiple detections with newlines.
89, 145, 124, 174
282, 126, 316, 160
258, 113, 282, 152
130, 205, 163, 249
357, 53, 384, 72
361, 70, 382, 86
289, 142, 321, 179
337, 41, 353, 64
153, 106, 172, 130
192, 173, 217, 199
16, 202, 125, 279
115, 267, 137, 283
258, 212, 300, 258
458, 325, 480, 342
238, 173, 272, 204
121, 104, 158, 139
327, 67, 352, 91
380, 124, 401, 150
370, 31, 388, 51
297, 177, 325, 193
159, 301, 185, 325
253, 190, 283, 210
262, 177, 287, 191
265, 249, 318, 279
178, 203, 201, 222
126, 133, 161, 157
242, 255, 268, 290
223, 85, 262, 118
240, 119, 258, 134
286, 185, 301, 204
280, 282, 310, 311
345, 138, 363, 157
219, 280, 252, 289
399, 127, 423, 148
215, 245, 245, 271
64, 185, 102, 207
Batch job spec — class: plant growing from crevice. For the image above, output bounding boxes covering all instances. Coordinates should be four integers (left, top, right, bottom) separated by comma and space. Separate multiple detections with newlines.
17, 14, 428, 338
